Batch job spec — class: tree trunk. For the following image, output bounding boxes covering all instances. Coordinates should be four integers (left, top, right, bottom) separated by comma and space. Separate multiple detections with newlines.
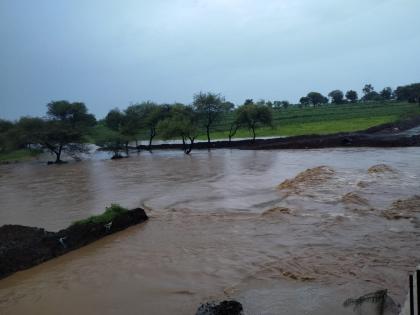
125, 141, 129, 156
148, 128, 156, 151
229, 124, 239, 144
206, 124, 211, 148
181, 136, 186, 153
185, 137, 194, 154
251, 126, 256, 142
55, 145, 63, 163
135, 139, 139, 152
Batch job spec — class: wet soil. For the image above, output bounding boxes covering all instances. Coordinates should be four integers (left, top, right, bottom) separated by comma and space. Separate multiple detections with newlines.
0, 208, 148, 279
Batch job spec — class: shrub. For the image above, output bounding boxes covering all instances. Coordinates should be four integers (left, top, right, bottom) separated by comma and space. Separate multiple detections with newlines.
72, 204, 128, 226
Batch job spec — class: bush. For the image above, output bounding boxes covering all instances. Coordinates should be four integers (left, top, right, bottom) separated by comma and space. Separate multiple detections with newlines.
72, 204, 128, 226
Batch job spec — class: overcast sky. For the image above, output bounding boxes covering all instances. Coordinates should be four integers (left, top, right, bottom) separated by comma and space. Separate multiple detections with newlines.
1, 0, 420, 120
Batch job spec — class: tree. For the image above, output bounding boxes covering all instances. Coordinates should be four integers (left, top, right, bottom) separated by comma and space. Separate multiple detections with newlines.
328, 90, 344, 104
144, 104, 171, 150
235, 103, 272, 141
362, 91, 383, 102
244, 99, 254, 106
94, 126, 126, 159
281, 101, 290, 109
0, 119, 15, 152
345, 90, 358, 103
105, 109, 133, 155
299, 97, 310, 107
125, 102, 170, 150
380, 87, 393, 100
26, 101, 96, 163
306, 92, 328, 106
157, 104, 199, 154
227, 108, 241, 143
193, 92, 225, 147
0, 119, 14, 134
363, 84, 374, 96
394, 83, 420, 104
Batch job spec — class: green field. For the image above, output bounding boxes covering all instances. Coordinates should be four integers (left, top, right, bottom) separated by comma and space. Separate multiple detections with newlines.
0, 148, 41, 163
112, 101, 419, 141
204, 101, 420, 139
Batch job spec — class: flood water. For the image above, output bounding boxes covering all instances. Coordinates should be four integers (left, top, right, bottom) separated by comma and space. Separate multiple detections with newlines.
1, 148, 420, 314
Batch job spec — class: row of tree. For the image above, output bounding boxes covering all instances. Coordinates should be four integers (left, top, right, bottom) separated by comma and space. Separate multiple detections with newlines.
298, 84, 409, 107
0, 94, 273, 160
1, 83, 419, 161
101, 93, 272, 156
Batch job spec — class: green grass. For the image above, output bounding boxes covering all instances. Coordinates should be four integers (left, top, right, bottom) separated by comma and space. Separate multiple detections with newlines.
71, 204, 128, 226
204, 101, 420, 139
199, 115, 400, 139
0, 148, 42, 162
90, 101, 420, 143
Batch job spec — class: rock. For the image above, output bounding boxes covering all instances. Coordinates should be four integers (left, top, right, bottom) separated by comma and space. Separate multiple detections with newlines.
368, 164, 396, 174
0, 208, 148, 279
196, 300, 243, 315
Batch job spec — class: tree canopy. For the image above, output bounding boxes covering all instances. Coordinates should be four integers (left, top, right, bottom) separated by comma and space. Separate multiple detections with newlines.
345, 90, 358, 103
193, 92, 225, 147
328, 90, 344, 104
235, 103, 273, 141
157, 104, 200, 154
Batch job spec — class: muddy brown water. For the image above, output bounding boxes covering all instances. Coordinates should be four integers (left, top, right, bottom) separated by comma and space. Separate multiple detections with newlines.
1, 148, 420, 315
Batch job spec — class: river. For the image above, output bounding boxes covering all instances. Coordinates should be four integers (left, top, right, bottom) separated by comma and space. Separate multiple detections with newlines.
1, 148, 419, 314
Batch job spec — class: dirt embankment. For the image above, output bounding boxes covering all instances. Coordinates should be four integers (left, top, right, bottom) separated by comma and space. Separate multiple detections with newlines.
0, 208, 148, 280
136, 117, 420, 151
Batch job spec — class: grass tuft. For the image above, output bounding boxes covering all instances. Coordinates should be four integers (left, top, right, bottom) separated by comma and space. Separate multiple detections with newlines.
71, 204, 128, 226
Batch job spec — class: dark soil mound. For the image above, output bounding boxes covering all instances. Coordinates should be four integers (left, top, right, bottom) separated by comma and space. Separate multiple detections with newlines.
196, 300, 243, 315
0, 208, 148, 279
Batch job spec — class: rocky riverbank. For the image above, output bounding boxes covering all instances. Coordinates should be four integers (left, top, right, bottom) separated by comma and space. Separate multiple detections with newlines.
0, 208, 148, 279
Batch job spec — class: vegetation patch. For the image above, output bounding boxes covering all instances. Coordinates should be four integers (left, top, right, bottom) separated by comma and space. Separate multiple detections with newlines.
0, 148, 42, 163
72, 204, 128, 226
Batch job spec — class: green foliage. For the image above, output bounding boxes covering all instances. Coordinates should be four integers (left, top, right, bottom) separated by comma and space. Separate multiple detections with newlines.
125, 102, 171, 148
47, 100, 96, 128
395, 83, 420, 103
193, 92, 226, 144
93, 124, 127, 158
362, 91, 383, 102
307, 92, 329, 106
0, 119, 14, 133
235, 103, 273, 140
380, 87, 393, 100
72, 204, 128, 226
13, 101, 97, 162
328, 90, 344, 104
363, 84, 374, 95
201, 101, 420, 139
0, 148, 41, 162
299, 96, 311, 106
346, 90, 358, 103
158, 104, 199, 154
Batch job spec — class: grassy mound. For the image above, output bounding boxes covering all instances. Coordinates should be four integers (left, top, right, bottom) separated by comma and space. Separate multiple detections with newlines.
72, 204, 128, 226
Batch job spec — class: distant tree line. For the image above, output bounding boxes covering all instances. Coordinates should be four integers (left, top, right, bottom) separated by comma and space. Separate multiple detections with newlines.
297, 83, 419, 107
1, 82, 419, 160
